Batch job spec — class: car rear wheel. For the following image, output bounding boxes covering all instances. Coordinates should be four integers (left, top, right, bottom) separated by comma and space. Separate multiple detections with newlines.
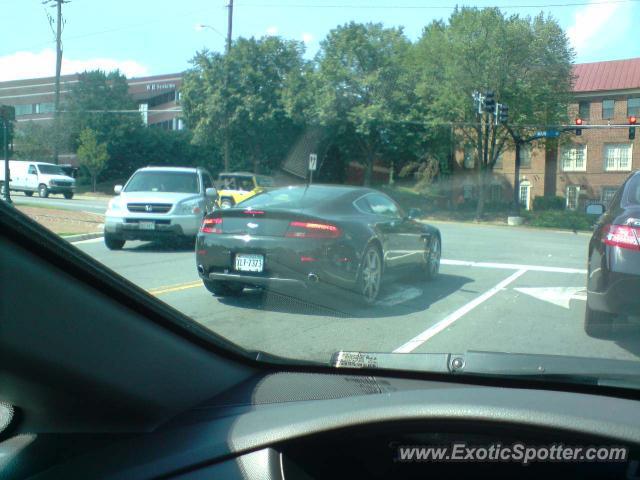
203, 280, 244, 297
63, 192, 74, 199
358, 245, 382, 305
584, 303, 615, 338
104, 234, 125, 250
25, 191, 34, 197
423, 235, 441, 281
38, 184, 49, 198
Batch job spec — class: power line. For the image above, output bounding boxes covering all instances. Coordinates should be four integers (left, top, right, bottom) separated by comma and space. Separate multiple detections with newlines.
235, 0, 640, 8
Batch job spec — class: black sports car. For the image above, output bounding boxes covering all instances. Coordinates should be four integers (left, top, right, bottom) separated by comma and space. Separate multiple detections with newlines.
585, 170, 640, 337
195, 185, 441, 304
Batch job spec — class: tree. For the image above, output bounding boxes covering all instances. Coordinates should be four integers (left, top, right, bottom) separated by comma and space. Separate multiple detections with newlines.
413, 8, 574, 217
76, 128, 109, 192
14, 121, 68, 162
182, 36, 308, 174
63, 70, 144, 180
312, 22, 418, 186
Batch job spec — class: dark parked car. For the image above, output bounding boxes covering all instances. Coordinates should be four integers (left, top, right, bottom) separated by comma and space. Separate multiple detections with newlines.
585, 170, 640, 337
195, 185, 441, 304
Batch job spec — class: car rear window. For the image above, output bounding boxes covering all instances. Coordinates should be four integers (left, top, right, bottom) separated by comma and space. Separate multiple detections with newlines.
239, 187, 337, 209
626, 174, 640, 205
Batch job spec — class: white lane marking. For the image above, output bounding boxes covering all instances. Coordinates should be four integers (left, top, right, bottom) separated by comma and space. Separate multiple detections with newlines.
514, 287, 587, 309
377, 287, 423, 307
71, 237, 104, 244
442, 259, 586, 275
393, 269, 527, 353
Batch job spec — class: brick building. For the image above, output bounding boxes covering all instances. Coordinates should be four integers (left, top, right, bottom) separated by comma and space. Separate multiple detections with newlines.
0, 72, 184, 163
453, 57, 640, 210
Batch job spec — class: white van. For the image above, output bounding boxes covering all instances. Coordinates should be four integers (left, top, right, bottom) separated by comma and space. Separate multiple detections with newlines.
0, 160, 76, 199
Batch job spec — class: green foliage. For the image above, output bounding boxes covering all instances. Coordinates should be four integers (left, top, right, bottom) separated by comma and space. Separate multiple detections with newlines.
76, 128, 109, 192
532, 195, 565, 211
182, 36, 308, 174
524, 210, 592, 231
312, 22, 419, 185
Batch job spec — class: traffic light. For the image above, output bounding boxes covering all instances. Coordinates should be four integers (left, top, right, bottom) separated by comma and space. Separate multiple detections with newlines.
484, 91, 495, 113
630, 115, 637, 140
575, 118, 583, 136
498, 104, 509, 124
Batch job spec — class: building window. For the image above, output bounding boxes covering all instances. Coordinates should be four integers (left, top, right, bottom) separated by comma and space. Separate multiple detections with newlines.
520, 145, 531, 168
14, 104, 34, 116
601, 187, 618, 206
490, 184, 502, 202
36, 102, 55, 114
561, 144, 587, 171
604, 143, 632, 171
578, 101, 590, 120
628, 97, 640, 117
602, 99, 615, 119
463, 145, 475, 169
566, 185, 580, 210
519, 182, 531, 210
462, 184, 475, 200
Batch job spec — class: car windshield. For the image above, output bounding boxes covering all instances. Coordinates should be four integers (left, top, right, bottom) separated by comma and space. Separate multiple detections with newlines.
4, 0, 640, 390
37, 165, 65, 175
124, 171, 199, 193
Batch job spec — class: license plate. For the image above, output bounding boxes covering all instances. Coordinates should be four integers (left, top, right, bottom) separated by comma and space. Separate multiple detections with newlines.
139, 221, 155, 230
235, 254, 264, 272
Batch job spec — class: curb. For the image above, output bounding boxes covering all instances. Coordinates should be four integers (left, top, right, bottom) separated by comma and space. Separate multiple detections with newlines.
62, 232, 104, 243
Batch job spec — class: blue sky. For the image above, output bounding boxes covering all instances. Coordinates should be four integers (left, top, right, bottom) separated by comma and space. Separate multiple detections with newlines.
1, 0, 639, 81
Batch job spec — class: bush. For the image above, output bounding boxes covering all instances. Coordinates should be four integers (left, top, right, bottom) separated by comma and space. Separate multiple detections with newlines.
524, 210, 592, 231
532, 195, 565, 211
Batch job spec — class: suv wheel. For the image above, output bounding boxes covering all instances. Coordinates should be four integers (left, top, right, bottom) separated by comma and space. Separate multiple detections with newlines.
63, 192, 74, 199
104, 234, 125, 250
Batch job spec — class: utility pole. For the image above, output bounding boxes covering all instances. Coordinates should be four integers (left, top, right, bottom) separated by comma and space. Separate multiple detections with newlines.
44, 0, 68, 165
223, 0, 233, 172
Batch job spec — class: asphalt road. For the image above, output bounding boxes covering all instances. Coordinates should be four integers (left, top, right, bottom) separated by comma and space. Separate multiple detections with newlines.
9, 191, 110, 214
70, 221, 640, 366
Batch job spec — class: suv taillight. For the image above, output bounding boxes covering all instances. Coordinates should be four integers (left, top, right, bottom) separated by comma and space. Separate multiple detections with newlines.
201, 217, 223, 234
285, 221, 342, 239
603, 224, 640, 251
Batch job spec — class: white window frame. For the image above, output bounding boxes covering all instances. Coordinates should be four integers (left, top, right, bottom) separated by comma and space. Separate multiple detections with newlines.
566, 185, 580, 210
561, 144, 587, 172
519, 182, 531, 210
603, 143, 632, 172
601, 187, 617, 206
520, 145, 532, 168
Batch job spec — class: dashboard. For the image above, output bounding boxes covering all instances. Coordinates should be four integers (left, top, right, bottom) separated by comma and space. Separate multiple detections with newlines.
27, 372, 640, 479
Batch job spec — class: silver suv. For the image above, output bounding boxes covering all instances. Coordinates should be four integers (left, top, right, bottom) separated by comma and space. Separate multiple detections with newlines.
104, 166, 218, 250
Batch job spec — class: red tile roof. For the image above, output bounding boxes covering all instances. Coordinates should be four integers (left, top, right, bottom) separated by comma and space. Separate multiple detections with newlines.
572, 57, 640, 93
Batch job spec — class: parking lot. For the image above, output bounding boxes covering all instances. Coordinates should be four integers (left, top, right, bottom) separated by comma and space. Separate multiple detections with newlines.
71, 219, 640, 365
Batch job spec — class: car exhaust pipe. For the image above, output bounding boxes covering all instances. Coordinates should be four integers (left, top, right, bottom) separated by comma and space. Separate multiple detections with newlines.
197, 265, 205, 275
307, 273, 319, 284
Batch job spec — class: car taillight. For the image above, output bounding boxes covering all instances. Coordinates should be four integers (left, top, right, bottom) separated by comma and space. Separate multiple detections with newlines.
285, 221, 342, 239
201, 217, 223, 234
603, 224, 640, 251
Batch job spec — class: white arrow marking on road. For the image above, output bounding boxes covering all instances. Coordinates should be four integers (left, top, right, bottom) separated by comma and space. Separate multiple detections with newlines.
514, 287, 587, 309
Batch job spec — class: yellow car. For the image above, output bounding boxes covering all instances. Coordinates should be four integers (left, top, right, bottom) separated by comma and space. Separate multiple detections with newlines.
216, 172, 275, 208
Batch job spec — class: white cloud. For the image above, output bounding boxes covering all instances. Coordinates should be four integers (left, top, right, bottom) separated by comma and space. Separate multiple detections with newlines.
567, 0, 623, 54
266, 26, 279, 36
301, 33, 314, 44
0, 49, 149, 82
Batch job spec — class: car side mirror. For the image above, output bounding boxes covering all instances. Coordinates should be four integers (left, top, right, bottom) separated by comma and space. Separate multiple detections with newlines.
205, 187, 218, 198
114, 185, 123, 195
586, 203, 605, 216
407, 208, 423, 220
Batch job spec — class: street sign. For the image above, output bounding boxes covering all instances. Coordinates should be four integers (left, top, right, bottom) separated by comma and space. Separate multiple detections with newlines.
309, 153, 317, 172
533, 129, 560, 139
